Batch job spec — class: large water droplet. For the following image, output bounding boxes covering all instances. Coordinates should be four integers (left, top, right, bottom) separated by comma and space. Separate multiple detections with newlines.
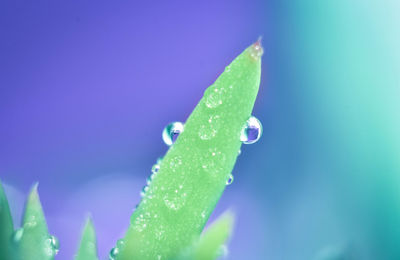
240, 116, 262, 144
12, 228, 24, 243
162, 122, 184, 146
226, 174, 234, 185
198, 115, 221, 140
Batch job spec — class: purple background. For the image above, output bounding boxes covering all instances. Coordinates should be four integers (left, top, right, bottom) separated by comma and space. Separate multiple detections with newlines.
2, 0, 400, 259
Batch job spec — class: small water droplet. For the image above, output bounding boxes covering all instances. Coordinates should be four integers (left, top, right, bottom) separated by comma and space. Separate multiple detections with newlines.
238, 149, 241, 155
162, 122, 184, 146
198, 115, 221, 140
49, 235, 59, 253
140, 186, 149, 197
12, 228, 24, 243
240, 116, 262, 144
226, 174, 234, 185
44, 235, 59, 256
109, 246, 119, 260
151, 164, 160, 174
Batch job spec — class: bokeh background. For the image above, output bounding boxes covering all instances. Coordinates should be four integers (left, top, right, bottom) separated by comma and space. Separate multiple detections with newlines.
1, 0, 400, 259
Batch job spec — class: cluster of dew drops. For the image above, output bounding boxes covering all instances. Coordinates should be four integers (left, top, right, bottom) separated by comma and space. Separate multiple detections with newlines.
12, 215, 60, 257
109, 116, 262, 259
158, 116, 262, 186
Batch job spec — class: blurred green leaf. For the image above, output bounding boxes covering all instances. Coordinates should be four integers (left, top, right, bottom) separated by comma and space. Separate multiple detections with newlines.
0, 180, 14, 259
16, 183, 57, 260
180, 211, 234, 260
75, 217, 98, 260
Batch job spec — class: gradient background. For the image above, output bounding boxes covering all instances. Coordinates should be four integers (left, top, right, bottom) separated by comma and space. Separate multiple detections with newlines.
1, 1, 400, 259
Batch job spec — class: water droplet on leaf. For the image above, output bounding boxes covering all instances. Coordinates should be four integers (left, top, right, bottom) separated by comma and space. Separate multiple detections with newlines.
226, 174, 234, 185
162, 122, 184, 146
109, 246, 119, 259
49, 235, 59, 253
12, 228, 24, 243
240, 116, 262, 144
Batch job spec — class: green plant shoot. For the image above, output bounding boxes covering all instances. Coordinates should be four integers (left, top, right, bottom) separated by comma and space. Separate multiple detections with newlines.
117, 41, 263, 259
75, 217, 98, 260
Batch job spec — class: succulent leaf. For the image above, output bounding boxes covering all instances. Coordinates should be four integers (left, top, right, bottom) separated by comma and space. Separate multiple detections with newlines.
117, 41, 263, 260
0, 180, 14, 259
75, 217, 98, 260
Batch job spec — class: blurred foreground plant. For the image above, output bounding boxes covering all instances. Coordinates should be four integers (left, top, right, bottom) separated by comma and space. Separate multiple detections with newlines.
0, 40, 262, 260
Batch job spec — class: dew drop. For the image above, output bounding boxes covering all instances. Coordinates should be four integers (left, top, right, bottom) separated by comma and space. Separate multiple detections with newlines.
109, 246, 119, 260
198, 115, 221, 140
226, 174, 234, 185
43, 235, 59, 256
12, 228, 24, 243
49, 235, 59, 253
162, 122, 184, 146
151, 164, 160, 174
140, 186, 149, 197
240, 116, 263, 144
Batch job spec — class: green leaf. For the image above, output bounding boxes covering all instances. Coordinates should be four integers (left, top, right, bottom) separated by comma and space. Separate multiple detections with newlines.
16, 183, 57, 260
117, 41, 263, 260
181, 211, 235, 260
0, 180, 14, 259
75, 217, 98, 260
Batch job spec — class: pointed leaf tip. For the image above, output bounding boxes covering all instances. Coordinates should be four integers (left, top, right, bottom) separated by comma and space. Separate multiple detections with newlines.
180, 211, 235, 260
18, 182, 55, 260
75, 217, 98, 260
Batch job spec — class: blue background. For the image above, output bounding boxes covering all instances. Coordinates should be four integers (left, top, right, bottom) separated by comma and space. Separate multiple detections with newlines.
1, 1, 400, 259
